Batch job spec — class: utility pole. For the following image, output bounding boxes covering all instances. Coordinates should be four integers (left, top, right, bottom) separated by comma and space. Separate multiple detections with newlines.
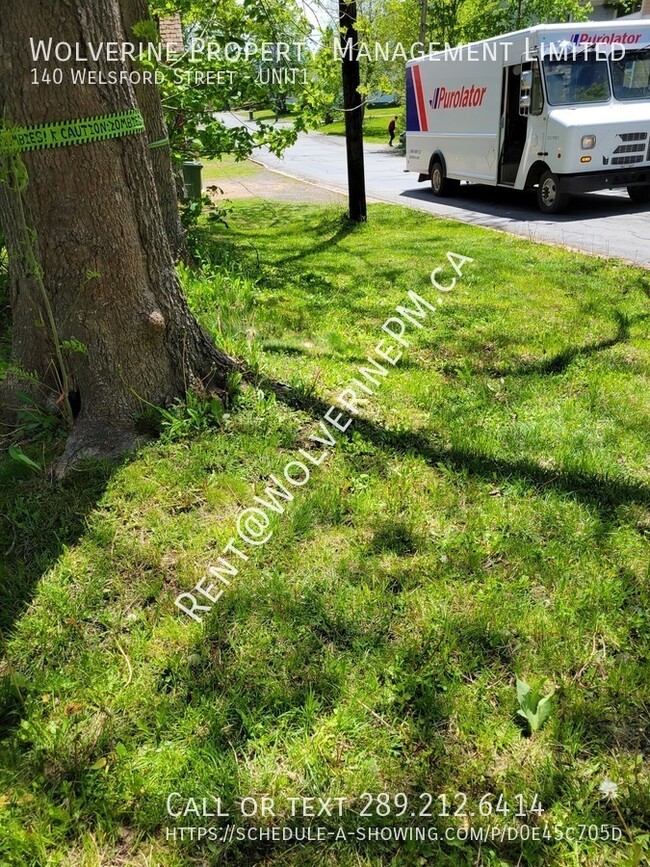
339, 0, 367, 222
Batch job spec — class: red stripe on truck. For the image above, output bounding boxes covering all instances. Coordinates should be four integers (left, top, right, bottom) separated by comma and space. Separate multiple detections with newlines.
412, 65, 428, 132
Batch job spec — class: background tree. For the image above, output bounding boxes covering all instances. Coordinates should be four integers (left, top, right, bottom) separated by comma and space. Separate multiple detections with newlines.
148, 0, 311, 164
299, 25, 343, 125
458, 0, 592, 41
602, 0, 641, 14
119, 0, 186, 260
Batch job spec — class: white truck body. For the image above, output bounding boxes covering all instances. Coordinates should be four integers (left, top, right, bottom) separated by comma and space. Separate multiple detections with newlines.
405, 22, 650, 211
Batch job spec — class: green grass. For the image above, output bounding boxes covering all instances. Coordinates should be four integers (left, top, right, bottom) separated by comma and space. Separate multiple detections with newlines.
319, 107, 401, 143
249, 107, 296, 123
0, 200, 649, 866
200, 154, 263, 184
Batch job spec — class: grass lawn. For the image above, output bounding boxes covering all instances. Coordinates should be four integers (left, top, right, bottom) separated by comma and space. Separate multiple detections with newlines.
200, 154, 263, 184
249, 107, 296, 123
319, 107, 402, 144
0, 201, 649, 866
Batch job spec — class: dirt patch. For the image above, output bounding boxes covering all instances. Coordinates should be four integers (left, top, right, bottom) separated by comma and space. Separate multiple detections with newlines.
205, 164, 346, 205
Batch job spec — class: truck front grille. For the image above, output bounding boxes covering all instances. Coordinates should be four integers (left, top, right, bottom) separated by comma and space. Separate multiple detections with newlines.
612, 154, 645, 165
610, 132, 649, 166
614, 144, 646, 155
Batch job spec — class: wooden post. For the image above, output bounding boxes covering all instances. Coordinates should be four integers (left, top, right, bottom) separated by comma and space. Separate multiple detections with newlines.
339, 0, 367, 222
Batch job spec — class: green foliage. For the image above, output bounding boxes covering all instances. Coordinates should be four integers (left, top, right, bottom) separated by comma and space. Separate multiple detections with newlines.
607, 0, 642, 13
298, 26, 342, 126
7, 445, 41, 473
13, 391, 63, 441
458, 0, 592, 42
516, 678, 555, 733
130, 18, 159, 44
180, 191, 231, 261
157, 391, 226, 442
59, 338, 87, 354
143, 0, 311, 163
627, 836, 650, 867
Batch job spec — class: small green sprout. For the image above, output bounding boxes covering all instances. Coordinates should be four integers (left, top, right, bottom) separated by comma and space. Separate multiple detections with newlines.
516, 678, 555, 734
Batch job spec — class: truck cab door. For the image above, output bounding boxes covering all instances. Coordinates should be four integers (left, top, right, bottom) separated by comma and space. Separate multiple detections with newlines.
515, 58, 547, 189
499, 63, 529, 185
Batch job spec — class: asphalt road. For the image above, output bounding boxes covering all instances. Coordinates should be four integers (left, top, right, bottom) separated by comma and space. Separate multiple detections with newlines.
220, 113, 650, 268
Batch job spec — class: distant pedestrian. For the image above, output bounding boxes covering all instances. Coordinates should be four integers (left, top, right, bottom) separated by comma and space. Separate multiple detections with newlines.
388, 116, 397, 146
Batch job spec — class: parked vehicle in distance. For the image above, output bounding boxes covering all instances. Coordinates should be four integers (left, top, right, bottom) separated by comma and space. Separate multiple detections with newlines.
405, 22, 650, 213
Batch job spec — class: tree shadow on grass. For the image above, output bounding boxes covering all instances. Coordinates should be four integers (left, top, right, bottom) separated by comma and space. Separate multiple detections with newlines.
276, 212, 358, 266
479, 310, 649, 378
230, 206, 359, 271
0, 458, 114, 636
260, 339, 422, 369
254, 375, 650, 516
0, 457, 113, 736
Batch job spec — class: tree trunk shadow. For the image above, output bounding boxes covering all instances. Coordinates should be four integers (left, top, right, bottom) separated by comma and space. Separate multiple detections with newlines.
0, 458, 114, 637
251, 373, 650, 516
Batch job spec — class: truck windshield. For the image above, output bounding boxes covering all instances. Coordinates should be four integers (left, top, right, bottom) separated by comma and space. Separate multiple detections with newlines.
542, 55, 611, 105
610, 49, 650, 100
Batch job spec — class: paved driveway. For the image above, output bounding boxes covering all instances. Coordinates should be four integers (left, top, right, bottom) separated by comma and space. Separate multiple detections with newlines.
220, 113, 650, 268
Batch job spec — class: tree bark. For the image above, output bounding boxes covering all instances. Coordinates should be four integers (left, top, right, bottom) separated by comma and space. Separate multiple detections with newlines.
118, 0, 186, 261
0, 0, 236, 475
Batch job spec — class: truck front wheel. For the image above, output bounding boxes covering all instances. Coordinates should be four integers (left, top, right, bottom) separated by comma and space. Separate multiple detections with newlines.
430, 160, 459, 198
628, 185, 650, 204
537, 170, 569, 214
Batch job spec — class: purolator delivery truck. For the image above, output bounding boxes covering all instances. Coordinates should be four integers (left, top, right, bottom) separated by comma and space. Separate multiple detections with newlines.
405, 21, 650, 213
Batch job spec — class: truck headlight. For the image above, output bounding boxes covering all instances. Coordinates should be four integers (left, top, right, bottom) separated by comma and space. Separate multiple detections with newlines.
581, 135, 596, 150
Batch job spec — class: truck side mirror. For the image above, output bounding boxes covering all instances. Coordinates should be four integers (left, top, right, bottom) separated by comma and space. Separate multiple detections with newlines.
519, 69, 533, 115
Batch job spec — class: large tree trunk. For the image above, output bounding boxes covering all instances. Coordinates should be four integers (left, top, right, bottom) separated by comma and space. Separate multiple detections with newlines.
0, 0, 236, 475
118, 0, 186, 261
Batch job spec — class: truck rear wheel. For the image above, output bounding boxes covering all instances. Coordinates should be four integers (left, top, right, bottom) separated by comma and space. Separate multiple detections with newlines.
430, 160, 459, 198
628, 185, 650, 204
537, 170, 569, 215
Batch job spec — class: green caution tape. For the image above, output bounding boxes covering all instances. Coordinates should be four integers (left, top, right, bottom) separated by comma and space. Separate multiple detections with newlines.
0, 110, 145, 154
148, 137, 170, 149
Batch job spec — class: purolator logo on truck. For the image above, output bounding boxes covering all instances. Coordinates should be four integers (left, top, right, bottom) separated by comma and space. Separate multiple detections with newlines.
429, 84, 488, 110
570, 31, 642, 44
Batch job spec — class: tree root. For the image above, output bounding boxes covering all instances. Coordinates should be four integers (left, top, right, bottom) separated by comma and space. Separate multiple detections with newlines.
51, 418, 141, 481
